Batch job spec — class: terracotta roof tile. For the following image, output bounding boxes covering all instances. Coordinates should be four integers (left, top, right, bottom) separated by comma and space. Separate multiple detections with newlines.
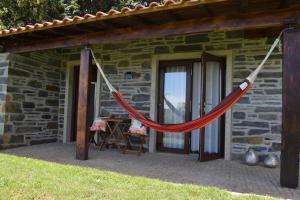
0, 0, 222, 37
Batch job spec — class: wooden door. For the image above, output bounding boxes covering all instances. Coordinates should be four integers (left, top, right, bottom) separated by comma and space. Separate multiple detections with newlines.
157, 60, 193, 154
199, 52, 226, 161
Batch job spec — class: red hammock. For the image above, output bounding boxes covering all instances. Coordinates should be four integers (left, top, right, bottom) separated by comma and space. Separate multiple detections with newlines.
112, 80, 252, 133
89, 31, 282, 133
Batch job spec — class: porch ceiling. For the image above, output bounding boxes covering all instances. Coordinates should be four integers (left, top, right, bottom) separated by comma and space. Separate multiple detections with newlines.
1, 0, 300, 53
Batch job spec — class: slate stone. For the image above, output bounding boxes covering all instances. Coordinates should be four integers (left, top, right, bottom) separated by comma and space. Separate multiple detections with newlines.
232, 137, 263, 144
258, 114, 278, 120
185, 34, 209, 43
227, 43, 242, 49
235, 121, 269, 128
46, 72, 60, 79
7, 86, 20, 93
271, 124, 282, 133
232, 131, 245, 136
36, 107, 50, 112
5, 102, 22, 113
102, 54, 110, 61
233, 70, 251, 78
141, 61, 151, 69
254, 54, 282, 60
124, 72, 141, 79
0, 77, 7, 84
235, 55, 246, 61
238, 97, 250, 104
46, 85, 59, 92
0, 69, 5, 76
23, 102, 35, 109
265, 89, 282, 95
118, 60, 129, 68
154, 46, 170, 54
28, 80, 43, 88
251, 146, 267, 152
144, 73, 151, 81
132, 94, 150, 102
42, 114, 51, 119
140, 87, 150, 93
46, 99, 59, 106
10, 114, 25, 121
0, 62, 8, 68
248, 129, 269, 135
268, 142, 281, 152
38, 90, 48, 97
255, 107, 281, 113
68, 54, 80, 61
12, 94, 25, 101
16, 127, 42, 133
9, 135, 24, 144
103, 65, 117, 74
9, 68, 30, 77
47, 122, 58, 129
100, 101, 118, 107
233, 112, 246, 119
0, 93, 5, 101
174, 45, 202, 52
103, 43, 128, 50
4, 124, 13, 133
131, 54, 151, 60
258, 72, 282, 78
225, 31, 244, 39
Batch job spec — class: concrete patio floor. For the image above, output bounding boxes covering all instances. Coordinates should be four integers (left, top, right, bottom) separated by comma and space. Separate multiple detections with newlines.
1, 143, 300, 199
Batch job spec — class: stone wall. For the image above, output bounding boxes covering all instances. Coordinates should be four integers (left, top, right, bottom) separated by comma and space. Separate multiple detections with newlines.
0, 53, 9, 147
0, 51, 62, 147
60, 31, 283, 159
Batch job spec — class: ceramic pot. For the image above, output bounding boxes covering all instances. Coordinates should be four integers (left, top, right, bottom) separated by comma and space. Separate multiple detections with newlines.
264, 154, 279, 168
244, 149, 258, 166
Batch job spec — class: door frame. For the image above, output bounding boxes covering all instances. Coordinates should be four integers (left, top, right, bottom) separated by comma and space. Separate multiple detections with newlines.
156, 59, 197, 154
199, 52, 226, 161
149, 51, 233, 160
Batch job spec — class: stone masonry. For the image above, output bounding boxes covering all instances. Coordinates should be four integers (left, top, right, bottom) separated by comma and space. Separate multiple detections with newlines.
0, 30, 283, 160
60, 31, 283, 160
0, 51, 62, 148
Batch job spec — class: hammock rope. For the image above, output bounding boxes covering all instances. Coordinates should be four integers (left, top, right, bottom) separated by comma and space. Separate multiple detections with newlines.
89, 31, 283, 133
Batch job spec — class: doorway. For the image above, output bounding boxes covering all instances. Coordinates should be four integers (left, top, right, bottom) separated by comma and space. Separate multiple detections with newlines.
156, 52, 226, 161
70, 65, 98, 142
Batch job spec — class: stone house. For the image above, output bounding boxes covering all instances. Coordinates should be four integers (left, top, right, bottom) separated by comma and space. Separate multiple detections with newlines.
0, 0, 299, 188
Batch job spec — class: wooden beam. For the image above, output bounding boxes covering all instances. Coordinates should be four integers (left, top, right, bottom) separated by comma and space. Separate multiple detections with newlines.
4, 6, 300, 53
240, 0, 249, 10
75, 48, 92, 160
279, 0, 295, 8
280, 29, 300, 188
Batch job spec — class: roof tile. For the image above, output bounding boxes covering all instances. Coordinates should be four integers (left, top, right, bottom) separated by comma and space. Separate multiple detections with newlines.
0, 0, 216, 36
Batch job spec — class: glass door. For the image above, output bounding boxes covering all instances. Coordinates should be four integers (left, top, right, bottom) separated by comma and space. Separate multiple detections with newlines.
157, 60, 192, 154
199, 52, 226, 161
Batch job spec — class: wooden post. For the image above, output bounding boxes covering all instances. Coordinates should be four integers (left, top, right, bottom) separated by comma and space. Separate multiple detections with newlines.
280, 29, 300, 188
76, 48, 92, 160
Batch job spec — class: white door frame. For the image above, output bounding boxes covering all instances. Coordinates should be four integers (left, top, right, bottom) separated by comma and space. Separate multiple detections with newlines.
149, 50, 233, 160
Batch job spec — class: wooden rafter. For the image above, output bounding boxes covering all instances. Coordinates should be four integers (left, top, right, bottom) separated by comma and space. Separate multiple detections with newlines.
4, 6, 300, 53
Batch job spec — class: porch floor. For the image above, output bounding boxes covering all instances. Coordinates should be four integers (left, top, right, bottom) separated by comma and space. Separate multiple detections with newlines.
2, 143, 300, 199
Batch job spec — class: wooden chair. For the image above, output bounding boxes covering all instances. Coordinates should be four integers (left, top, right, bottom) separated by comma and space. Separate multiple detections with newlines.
122, 131, 147, 156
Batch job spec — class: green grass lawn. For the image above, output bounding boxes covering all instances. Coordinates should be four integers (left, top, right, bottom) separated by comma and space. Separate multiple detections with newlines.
0, 153, 275, 200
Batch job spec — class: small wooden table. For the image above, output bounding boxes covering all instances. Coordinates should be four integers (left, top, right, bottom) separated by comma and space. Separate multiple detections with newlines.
97, 117, 131, 151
